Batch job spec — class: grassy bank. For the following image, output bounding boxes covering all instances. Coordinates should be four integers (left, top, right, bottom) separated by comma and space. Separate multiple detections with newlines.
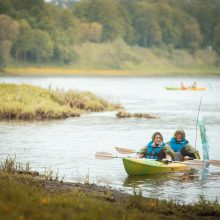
3, 42, 220, 76
0, 158, 220, 220
0, 83, 121, 120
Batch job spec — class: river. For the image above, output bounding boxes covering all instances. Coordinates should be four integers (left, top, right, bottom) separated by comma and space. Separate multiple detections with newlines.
0, 75, 220, 204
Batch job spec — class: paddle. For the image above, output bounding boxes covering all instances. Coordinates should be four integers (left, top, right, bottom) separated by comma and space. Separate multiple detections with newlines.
95, 151, 205, 168
95, 152, 124, 160
114, 147, 220, 167
115, 147, 137, 154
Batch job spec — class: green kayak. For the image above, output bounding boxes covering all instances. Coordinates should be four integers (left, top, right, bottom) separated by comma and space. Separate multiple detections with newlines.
122, 158, 191, 176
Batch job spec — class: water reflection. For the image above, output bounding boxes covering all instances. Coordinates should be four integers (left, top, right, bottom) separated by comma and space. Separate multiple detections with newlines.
124, 170, 201, 188
123, 168, 218, 203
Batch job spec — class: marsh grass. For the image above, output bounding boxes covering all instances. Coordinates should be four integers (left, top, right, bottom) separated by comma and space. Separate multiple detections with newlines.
0, 158, 220, 219
0, 83, 121, 120
0, 156, 30, 173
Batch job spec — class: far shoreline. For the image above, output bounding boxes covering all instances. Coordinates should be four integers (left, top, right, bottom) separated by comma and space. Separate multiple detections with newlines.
2, 66, 220, 77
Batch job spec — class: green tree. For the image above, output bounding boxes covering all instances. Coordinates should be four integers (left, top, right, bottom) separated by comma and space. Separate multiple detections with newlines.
0, 14, 19, 67
28, 29, 54, 62
51, 30, 78, 63
12, 19, 32, 62
79, 22, 103, 42
132, 2, 162, 47
213, 24, 220, 54
182, 20, 202, 52
73, 0, 129, 41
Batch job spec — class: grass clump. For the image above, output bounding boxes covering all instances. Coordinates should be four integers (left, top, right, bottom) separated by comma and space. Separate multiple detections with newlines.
0, 83, 121, 120
0, 156, 30, 174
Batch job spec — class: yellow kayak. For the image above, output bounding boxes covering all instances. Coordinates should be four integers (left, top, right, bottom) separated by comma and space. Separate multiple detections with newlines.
122, 158, 191, 176
166, 87, 207, 91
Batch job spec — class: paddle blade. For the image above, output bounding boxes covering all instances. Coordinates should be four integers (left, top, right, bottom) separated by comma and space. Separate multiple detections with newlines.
208, 160, 220, 167
115, 147, 136, 154
95, 152, 115, 160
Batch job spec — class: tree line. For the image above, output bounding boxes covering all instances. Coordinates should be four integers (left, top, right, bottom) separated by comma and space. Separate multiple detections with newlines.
0, 0, 220, 68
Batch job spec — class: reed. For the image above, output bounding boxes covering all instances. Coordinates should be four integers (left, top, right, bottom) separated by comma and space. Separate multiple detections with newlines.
0, 83, 121, 120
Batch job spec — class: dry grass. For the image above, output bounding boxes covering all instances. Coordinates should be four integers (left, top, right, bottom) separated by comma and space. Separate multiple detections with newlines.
0, 83, 121, 120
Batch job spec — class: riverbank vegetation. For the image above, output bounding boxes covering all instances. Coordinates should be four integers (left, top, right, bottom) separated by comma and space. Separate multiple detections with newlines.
0, 0, 220, 75
0, 83, 121, 120
1, 158, 220, 220
4, 43, 220, 76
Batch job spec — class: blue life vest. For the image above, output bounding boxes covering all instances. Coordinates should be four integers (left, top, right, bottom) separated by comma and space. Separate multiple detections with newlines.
168, 137, 188, 152
146, 141, 165, 159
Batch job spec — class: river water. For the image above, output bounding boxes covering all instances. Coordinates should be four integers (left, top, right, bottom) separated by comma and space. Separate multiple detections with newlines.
0, 75, 220, 204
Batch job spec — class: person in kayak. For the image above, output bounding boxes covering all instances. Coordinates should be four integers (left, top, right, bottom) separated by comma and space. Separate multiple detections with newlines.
166, 129, 200, 161
191, 81, 197, 88
138, 132, 174, 161
180, 82, 187, 89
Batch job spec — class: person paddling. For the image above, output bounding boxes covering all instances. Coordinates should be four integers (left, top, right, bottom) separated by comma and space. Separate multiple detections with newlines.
138, 132, 174, 161
180, 82, 186, 89
191, 81, 197, 88
166, 129, 200, 161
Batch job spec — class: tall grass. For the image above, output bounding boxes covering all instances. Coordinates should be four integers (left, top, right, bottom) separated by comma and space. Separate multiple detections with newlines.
0, 156, 30, 173
0, 83, 121, 120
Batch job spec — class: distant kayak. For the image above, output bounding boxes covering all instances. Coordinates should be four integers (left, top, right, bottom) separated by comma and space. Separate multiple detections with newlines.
122, 158, 191, 176
166, 87, 207, 91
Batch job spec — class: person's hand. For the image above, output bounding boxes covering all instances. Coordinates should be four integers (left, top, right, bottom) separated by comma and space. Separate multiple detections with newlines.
138, 153, 144, 158
165, 154, 172, 161
184, 156, 190, 160
162, 158, 168, 162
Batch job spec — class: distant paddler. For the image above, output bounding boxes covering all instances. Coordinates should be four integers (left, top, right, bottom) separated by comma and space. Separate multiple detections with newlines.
191, 81, 197, 89
180, 82, 187, 89
165, 129, 200, 161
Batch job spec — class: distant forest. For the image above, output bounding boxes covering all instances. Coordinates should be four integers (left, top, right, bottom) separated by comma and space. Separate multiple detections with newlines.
0, 0, 220, 67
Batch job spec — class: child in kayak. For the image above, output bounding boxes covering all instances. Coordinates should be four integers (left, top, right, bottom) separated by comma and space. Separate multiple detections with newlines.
165, 129, 200, 161
138, 132, 174, 161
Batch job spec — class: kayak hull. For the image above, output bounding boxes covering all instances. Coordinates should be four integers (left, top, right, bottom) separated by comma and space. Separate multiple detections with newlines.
122, 158, 191, 176
166, 87, 206, 91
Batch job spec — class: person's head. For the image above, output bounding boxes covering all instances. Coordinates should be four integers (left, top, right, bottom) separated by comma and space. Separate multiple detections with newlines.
174, 129, 186, 142
152, 132, 163, 145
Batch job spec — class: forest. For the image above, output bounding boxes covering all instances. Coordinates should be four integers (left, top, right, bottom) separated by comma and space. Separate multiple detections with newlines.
0, 0, 220, 69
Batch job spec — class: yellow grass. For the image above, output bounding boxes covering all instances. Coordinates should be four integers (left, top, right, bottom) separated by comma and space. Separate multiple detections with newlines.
0, 83, 121, 120
4, 66, 220, 76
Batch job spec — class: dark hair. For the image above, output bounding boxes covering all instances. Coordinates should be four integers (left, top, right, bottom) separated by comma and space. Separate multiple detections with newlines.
152, 132, 163, 141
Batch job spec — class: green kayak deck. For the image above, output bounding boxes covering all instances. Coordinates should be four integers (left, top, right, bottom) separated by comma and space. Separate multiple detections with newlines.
122, 158, 191, 176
